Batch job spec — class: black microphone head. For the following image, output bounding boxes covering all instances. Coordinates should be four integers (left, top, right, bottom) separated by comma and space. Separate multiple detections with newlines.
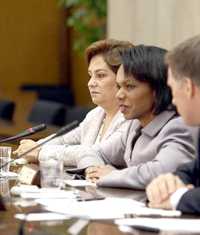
27, 123, 46, 134
0, 124, 47, 144
55, 120, 79, 137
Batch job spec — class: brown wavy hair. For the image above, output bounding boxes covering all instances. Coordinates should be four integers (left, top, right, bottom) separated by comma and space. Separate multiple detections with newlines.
85, 39, 133, 74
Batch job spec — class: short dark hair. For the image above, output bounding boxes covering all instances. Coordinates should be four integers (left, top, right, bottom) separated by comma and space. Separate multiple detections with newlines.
85, 39, 133, 74
166, 35, 200, 86
120, 45, 175, 115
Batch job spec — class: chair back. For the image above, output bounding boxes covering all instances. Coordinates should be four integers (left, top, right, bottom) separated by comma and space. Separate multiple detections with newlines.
0, 100, 15, 121
65, 106, 91, 124
28, 100, 66, 126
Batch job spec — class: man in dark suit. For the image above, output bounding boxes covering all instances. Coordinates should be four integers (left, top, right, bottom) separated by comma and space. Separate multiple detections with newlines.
146, 35, 200, 214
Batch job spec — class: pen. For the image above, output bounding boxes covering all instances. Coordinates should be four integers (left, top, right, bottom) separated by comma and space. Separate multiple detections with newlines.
124, 211, 181, 218
119, 225, 160, 234
131, 225, 160, 233
77, 196, 105, 202
125, 213, 162, 218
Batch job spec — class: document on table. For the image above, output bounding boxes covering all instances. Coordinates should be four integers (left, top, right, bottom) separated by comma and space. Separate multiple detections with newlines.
0, 171, 18, 178
37, 197, 146, 220
11, 185, 40, 196
37, 196, 182, 220
15, 212, 70, 221
20, 188, 77, 199
64, 179, 96, 187
115, 218, 200, 233
124, 207, 181, 217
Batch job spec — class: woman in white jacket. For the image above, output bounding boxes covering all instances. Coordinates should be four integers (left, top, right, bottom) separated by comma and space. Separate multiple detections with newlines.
14, 39, 133, 165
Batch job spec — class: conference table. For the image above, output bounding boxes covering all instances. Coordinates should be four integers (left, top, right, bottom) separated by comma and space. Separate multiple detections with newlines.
0, 177, 144, 235
0, 100, 199, 234
0, 177, 199, 235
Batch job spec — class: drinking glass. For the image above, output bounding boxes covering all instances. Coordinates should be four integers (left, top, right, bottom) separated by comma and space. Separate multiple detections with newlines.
0, 146, 12, 175
39, 147, 64, 188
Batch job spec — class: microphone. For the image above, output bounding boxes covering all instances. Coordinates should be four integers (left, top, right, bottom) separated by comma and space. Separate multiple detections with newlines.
0, 124, 46, 144
14, 121, 78, 235
0, 120, 79, 170
15, 120, 79, 235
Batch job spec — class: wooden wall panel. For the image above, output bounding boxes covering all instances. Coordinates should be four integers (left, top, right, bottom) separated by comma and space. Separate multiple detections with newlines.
0, 0, 66, 92
0, 1, 70, 126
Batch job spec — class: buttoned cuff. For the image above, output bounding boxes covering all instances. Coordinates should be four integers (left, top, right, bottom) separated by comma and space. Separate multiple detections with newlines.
170, 187, 189, 210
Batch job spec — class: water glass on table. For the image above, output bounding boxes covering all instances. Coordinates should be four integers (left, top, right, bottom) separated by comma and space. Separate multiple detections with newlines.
0, 146, 12, 176
0, 179, 10, 198
39, 147, 64, 189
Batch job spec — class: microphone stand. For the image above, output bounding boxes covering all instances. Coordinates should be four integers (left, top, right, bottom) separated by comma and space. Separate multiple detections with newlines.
15, 120, 79, 235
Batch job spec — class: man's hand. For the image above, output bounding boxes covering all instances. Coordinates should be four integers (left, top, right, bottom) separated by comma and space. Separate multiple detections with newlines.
85, 165, 116, 182
146, 173, 188, 204
146, 173, 194, 208
13, 139, 40, 163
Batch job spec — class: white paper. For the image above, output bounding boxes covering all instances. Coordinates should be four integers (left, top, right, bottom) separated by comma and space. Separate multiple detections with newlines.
0, 171, 18, 178
39, 197, 145, 220
13, 158, 27, 165
14, 200, 38, 208
20, 188, 77, 199
36, 198, 77, 206
116, 218, 200, 233
124, 207, 181, 217
64, 179, 96, 187
11, 185, 40, 196
15, 212, 70, 221
68, 219, 89, 235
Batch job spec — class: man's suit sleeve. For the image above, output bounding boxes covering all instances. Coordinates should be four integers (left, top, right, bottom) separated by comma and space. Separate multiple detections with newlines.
177, 188, 200, 214
175, 157, 200, 213
175, 159, 198, 185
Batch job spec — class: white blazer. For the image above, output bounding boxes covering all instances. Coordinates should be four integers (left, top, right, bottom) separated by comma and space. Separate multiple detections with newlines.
39, 106, 131, 166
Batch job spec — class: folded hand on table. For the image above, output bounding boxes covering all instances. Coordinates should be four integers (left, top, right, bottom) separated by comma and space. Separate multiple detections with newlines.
13, 139, 40, 163
146, 173, 194, 209
85, 165, 116, 183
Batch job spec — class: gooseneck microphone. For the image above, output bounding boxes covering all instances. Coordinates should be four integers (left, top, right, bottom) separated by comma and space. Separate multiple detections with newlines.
16, 120, 79, 235
17, 120, 79, 159
0, 120, 79, 170
0, 123, 46, 144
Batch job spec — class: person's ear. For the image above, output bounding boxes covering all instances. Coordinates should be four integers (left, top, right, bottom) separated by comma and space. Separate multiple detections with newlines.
184, 78, 195, 98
